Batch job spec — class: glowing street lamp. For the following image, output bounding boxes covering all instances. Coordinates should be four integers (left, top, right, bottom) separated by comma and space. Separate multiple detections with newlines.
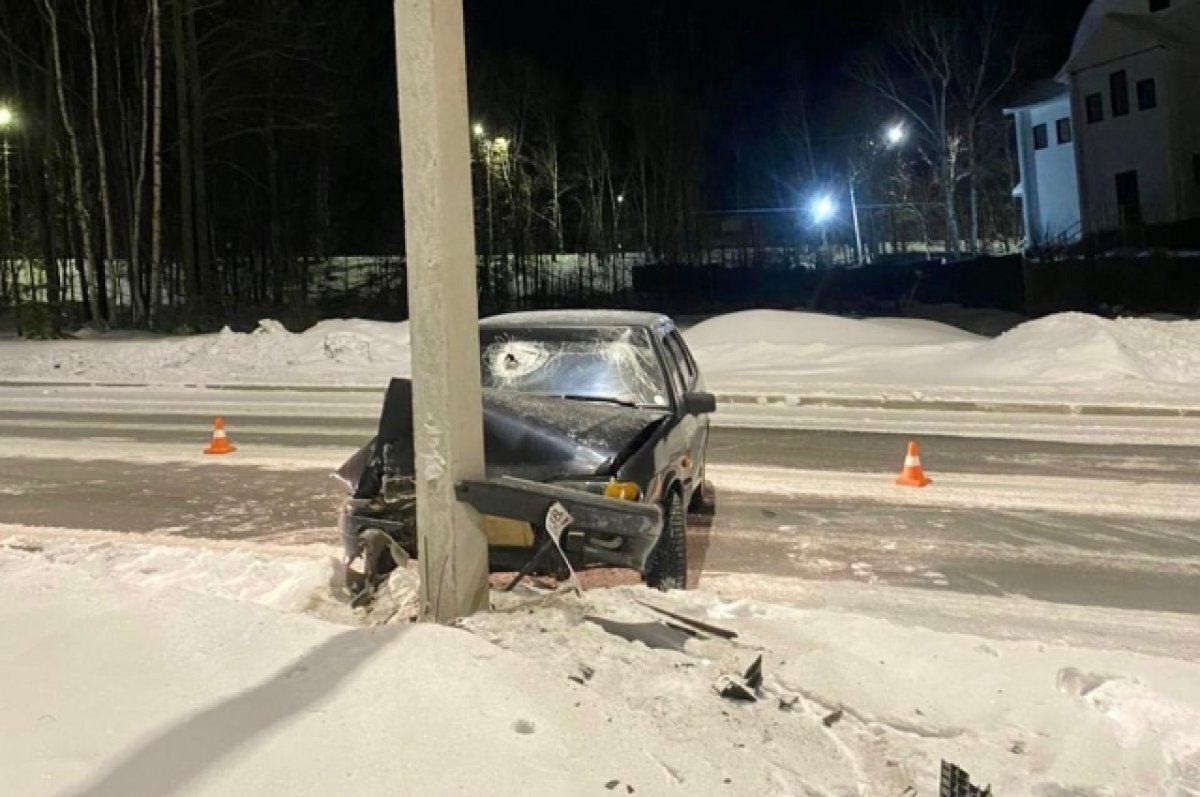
810, 194, 837, 226
472, 122, 485, 139
808, 193, 837, 256
885, 122, 907, 147
0, 104, 14, 290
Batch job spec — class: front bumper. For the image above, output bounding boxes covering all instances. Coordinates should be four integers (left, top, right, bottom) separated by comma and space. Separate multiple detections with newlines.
341, 477, 663, 573
456, 476, 664, 571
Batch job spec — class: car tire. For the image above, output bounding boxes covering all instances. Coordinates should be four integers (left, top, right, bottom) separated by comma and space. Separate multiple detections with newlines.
646, 489, 688, 591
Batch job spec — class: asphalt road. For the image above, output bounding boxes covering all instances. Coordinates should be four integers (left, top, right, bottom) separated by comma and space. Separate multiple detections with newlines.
1, 396, 1198, 615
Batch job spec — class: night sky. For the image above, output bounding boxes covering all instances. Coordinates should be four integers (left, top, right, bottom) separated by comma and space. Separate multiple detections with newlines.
462, 0, 1094, 205
464, 0, 1093, 110
343, 0, 1098, 242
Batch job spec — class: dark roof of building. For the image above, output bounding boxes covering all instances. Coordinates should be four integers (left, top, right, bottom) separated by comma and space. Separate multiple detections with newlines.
1004, 79, 1070, 112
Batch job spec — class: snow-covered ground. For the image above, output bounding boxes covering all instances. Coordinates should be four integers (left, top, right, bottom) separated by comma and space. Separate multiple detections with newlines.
686, 310, 1200, 408
0, 318, 412, 387
4, 530, 1199, 797
1, 310, 1197, 410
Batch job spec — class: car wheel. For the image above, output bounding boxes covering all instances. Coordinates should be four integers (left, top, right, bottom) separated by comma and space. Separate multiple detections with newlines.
646, 490, 688, 591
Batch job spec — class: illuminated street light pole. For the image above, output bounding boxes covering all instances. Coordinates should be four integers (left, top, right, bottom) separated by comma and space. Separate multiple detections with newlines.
809, 194, 836, 260
848, 122, 908, 265
615, 193, 625, 251
849, 175, 864, 266
0, 106, 15, 307
393, 0, 489, 621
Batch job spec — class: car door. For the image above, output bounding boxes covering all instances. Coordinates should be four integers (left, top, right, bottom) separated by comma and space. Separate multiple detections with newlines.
659, 327, 707, 500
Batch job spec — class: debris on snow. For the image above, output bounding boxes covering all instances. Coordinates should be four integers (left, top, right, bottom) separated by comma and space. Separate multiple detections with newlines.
636, 599, 739, 640
585, 616, 694, 653
713, 674, 758, 703
4, 534, 1200, 797
715, 655, 764, 703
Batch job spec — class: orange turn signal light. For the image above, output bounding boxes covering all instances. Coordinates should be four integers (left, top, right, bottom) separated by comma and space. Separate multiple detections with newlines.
604, 480, 641, 501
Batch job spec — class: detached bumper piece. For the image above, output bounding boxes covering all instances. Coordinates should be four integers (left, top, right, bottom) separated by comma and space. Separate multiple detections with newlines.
456, 476, 663, 590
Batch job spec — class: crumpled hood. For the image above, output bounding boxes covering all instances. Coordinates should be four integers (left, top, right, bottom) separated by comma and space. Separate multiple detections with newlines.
338, 379, 667, 493
481, 390, 667, 481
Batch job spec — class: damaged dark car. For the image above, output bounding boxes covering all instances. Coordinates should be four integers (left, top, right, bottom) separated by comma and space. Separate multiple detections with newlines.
336, 311, 714, 592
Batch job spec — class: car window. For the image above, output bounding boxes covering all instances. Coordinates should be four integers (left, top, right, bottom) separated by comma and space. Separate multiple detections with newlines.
665, 331, 695, 384
479, 326, 671, 408
659, 335, 688, 399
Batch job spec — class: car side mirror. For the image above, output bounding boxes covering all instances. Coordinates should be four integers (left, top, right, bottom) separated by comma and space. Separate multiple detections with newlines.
682, 391, 716, 416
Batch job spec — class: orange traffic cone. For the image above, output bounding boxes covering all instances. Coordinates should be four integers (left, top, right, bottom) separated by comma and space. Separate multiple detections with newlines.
895, 441, 931, 488
204, 418, 237, 455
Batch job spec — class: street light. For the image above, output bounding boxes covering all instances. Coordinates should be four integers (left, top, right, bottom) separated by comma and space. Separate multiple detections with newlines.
0, 105, 15, 307
808, 193, 837, 257
809, 194, 836, 226
472, 122, 485, 139
614, 194, 626, 253
846, 122, 911, 265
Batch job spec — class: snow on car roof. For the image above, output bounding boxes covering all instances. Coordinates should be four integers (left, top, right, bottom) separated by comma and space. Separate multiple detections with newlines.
480, 310, 671, 330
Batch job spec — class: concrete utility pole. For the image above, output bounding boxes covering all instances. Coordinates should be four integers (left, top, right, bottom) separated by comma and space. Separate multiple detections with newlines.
393, 0, 489, 621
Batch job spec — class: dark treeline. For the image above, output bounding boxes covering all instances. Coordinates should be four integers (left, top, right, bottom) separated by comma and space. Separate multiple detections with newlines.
0, 0, 1037, 334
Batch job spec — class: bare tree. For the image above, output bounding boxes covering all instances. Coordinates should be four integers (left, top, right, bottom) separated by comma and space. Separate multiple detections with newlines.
149, 0, 164, 324
954, 2, 1017, 253
85, 0, 118, 315
123, 2, 153, 323
855, 3, 963, 254
856, 1, 1020, 256
40, 0, 105, 326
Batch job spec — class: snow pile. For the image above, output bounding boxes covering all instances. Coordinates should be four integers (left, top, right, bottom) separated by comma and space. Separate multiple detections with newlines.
983, 312, 1200, 385
684, 309, 980, 347
0, 318, 412, 386
3, 532, 339, 613
3, 534, 1199, 796
1, 309, 1198, 405
686, 309, 1200, 405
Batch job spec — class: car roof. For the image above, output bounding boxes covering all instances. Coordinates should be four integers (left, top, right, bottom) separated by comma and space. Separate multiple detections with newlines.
480, 310, 673, 331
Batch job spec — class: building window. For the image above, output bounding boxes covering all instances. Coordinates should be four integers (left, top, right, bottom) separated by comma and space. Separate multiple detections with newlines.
1086, 93, 1104, 124
1110, 70, 1130, 117
1150, 0, 1170, 11
1115, 170, 1141, 227
1137, 78, 1158, 110
1033, 123, 1049, 150
1056, 118, 1073, 144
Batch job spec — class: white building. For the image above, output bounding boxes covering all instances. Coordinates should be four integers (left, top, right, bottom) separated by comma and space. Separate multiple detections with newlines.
1006, 81, 1082, 246
1007, 0, 1200, 248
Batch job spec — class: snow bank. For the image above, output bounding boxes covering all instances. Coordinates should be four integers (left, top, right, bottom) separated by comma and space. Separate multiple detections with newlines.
686, 310, 1200, 405
685, 309, 981, 347
982, 312, 1200, 384
0, 318, 412, 386
3, 534, 1199, 796
1, 310, 1198, 406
